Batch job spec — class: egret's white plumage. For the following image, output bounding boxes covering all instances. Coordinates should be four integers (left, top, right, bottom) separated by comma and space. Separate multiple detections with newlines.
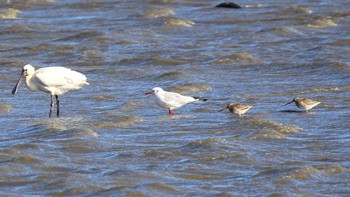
145, 87, 206, 115
12, 64, 89, 117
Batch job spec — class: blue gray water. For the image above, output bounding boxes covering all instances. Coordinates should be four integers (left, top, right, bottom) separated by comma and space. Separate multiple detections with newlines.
0, 0, 349, 196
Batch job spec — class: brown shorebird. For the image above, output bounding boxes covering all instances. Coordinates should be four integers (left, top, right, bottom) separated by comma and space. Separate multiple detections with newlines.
219, 103, 253, 117
285, 97, 321, 112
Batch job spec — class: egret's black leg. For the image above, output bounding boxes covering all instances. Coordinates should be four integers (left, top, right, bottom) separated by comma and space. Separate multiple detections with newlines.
55, 95, 60, 117
49, 95, 54, 118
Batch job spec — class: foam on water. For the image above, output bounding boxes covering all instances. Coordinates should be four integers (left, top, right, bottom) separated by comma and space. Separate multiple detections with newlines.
91, 114, 143, 129
307, 18, 337, 28
164, 18, 195, 27
276, 165, 345, 184
245, 4, 262, 8
184, 138, 228, 149
0, 102, 13, 115
235, 117, 302, 140
214, 52, 262, 64
72, 128, 99, 138
0, 8, 20, 19
28, 117, 88, 131
283, 5, 312, 14
274, 26, 303, 35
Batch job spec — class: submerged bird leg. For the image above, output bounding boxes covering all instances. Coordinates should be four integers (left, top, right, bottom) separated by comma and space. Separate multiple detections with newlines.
55, 95, 59, 117
49, 95, 54, 118
168, 109, 174, 116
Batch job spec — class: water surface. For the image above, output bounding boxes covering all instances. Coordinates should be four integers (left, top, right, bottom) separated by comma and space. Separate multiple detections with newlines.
0, 0, 349, 196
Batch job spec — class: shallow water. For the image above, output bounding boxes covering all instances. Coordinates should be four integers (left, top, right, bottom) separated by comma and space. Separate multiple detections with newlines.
0, 0, 350, 196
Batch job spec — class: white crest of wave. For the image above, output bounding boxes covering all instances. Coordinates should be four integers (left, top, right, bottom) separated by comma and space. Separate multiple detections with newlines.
307, 18, 337, 28
0, 8, 20, 19
164, 18, 195, 27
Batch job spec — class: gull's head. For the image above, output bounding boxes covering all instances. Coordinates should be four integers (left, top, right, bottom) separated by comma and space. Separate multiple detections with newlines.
145, 87, 164, 95
152, 87, 163, 94
23, 64, 35, 77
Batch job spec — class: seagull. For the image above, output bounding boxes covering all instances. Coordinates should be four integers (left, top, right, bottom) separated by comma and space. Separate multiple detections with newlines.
219, 103, 253, 117
12, 64, 89, 117
285, 97, 321, 112
145, 87, 207, 115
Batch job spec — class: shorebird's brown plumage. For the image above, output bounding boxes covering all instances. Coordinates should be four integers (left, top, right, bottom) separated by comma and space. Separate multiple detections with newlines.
219, 103, 253, 116
285, 97, 321, 112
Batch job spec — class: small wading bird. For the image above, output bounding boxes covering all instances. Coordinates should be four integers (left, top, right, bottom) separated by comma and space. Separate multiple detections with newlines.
219, 103, 253, 117
12, 64, 89, 117
285, 97, 321, 112
145, 87, 207, 115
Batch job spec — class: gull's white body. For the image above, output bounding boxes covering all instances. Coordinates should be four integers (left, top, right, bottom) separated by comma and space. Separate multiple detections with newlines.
146, 87, 204, 115
154, 89, 197, 110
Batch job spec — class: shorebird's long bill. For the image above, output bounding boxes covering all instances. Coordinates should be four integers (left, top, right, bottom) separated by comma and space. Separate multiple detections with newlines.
12, 70, 24, 95
285, 101, 294, 106
218, 108, 227, 112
